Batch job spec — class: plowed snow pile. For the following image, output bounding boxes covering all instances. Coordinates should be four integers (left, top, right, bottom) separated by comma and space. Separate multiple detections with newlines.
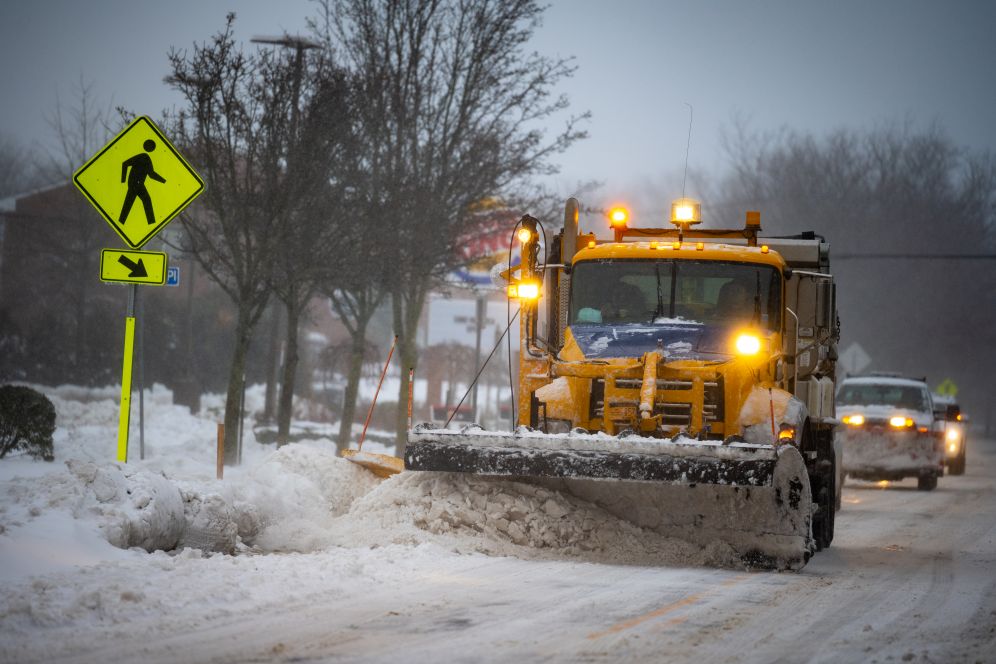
1, 385, 740, 574
333, 473, 740, 567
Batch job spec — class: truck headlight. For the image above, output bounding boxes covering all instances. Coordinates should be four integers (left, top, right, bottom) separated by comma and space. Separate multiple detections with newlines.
945, 428, 960, 443
842, 414, 865, 426
734, 333, 762, 356
889, 416, 914, 428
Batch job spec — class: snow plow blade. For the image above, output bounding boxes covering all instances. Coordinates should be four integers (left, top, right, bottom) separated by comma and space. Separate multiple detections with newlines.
406, 425, 814, 570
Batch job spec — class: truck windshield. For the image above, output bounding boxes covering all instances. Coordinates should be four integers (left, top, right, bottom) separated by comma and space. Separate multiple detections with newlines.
569, 259, 782, 331
837, 384, 929, 411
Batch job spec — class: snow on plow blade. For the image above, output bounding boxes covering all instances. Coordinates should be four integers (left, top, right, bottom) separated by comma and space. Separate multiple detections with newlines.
406, 425, 814, 570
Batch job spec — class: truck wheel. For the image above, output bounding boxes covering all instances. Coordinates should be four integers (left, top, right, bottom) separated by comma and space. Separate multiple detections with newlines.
813, 481, 835, 550
811, 429, 836, 550
917, 473, 938, 491
949, 453, 965, 476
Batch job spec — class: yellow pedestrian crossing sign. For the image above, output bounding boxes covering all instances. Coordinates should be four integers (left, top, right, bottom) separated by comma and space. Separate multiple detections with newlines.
73, 116, 203, 249
100, 249, 168, 285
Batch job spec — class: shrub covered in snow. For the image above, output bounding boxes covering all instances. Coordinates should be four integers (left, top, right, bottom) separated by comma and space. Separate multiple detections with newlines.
0, 385, 56, 461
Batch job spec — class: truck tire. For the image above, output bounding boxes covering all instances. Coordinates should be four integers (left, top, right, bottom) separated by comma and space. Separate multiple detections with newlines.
808, 425, 836, 551
814, 463, 836, 550
917, 472, 938, 491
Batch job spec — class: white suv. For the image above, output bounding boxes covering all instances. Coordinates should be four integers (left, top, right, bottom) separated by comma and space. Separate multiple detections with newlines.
836, 374, 944, 491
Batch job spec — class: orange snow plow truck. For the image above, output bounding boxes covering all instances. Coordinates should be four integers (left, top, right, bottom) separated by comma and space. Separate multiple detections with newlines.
406, 198, 841, 569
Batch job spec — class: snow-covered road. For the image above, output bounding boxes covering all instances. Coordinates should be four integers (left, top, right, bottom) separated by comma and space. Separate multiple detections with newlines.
5, 436, 994, 663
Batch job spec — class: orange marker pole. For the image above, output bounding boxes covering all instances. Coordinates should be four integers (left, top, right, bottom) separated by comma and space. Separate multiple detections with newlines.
358, 336, 398, 450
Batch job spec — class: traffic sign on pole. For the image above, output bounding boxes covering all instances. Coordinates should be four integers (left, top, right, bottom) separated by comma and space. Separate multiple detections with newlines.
73, 115, 203, 249
936, 378, 959, 398
840, 342, 872, 375
73, 115, 203, 463
100, 249, 168, 285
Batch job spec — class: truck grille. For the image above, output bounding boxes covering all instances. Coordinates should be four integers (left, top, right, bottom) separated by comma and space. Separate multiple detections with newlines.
588, 378, 605, 420
651, 380, 723, 428
589, 376, 724, 431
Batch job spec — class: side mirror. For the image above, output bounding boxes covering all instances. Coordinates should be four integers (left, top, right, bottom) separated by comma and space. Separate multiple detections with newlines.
945, 404, 960, 422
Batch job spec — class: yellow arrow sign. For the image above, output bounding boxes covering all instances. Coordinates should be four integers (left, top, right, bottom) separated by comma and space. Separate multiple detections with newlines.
100, 249, 168, 285
74, 116, 204, 249
936, 378, 958, 398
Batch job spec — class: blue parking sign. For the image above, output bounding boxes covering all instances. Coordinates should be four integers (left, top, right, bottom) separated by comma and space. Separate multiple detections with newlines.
166, 266, 180, 287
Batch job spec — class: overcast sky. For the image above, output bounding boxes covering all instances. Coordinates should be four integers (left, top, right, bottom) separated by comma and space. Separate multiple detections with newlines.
2, 0, 995, 211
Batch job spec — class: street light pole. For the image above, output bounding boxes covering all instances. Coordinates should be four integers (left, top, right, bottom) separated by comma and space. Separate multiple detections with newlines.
249, 35, 321, 140
250, 34, 322, 444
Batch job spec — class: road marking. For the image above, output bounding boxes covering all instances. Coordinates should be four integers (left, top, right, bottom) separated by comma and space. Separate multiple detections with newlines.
587, 574, 751, 639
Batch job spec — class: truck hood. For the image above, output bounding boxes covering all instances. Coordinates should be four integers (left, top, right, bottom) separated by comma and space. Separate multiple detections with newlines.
570, 322, 740, 361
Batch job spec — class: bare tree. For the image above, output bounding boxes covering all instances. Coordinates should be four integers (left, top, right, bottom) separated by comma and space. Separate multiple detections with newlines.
33, 79, 118, 382
165, 15, 304, 463
324, 215, 390, 452
718, 119, 996, 432
270, 61, 360, 446
312, 0, 588, 451
39, 75, 117, 186
0, 134, 44, 198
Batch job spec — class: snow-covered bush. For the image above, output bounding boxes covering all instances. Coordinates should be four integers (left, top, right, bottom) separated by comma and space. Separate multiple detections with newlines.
0, 385, 56, 461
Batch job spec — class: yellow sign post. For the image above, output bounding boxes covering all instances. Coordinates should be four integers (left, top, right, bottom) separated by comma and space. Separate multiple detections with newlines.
74, 116, 204, 463
73, 115, 204, 249
116, 316, 136, 463
100, 249, 168, 285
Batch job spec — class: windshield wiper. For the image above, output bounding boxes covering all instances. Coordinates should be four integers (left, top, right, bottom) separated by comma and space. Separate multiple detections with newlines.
652, 262, 665, 322
753, 269, 762, 326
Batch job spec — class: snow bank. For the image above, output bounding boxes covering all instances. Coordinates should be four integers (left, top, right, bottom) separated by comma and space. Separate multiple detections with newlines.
3, 384, 783, 588
2, 460, 184, 554
224, 445, 382, 553
331, 472, 741, 568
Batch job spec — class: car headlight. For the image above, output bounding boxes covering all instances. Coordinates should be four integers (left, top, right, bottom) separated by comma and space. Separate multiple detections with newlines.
842, 414, 865, 426
889, 416, 914, 428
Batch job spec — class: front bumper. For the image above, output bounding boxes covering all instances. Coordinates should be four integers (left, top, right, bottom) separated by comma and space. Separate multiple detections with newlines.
840, 428, 943, 479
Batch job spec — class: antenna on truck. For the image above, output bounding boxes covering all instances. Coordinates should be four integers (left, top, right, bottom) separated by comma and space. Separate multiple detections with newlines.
681, 102, 693, 198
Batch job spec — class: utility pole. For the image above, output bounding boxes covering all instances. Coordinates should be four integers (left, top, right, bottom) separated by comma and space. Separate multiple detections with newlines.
471, 293, 487, 423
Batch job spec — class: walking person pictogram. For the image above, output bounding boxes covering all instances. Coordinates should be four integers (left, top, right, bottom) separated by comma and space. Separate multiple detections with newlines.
118, 140, 166, 225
